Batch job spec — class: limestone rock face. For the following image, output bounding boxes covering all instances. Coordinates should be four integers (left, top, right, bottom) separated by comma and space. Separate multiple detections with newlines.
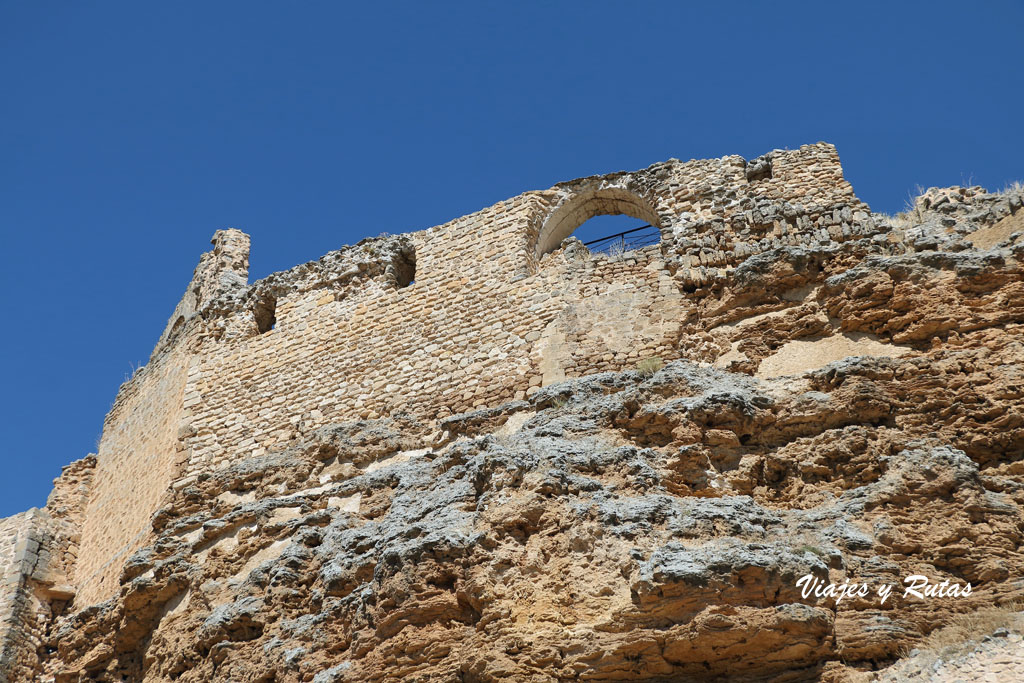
46, 349, 1024, 681
3, 147, 1024, 681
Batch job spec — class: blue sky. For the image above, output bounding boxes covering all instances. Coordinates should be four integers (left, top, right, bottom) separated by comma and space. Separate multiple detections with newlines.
1, 1, 1021, 516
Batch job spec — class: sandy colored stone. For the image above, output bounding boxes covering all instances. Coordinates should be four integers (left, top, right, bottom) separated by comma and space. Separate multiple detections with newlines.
1, 144, 1023, 681
968, 208, 1024, 249
756, 332, 912, 378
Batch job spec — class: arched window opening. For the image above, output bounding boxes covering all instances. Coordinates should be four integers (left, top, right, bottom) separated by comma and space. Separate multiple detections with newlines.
535, 188, 662, 259
570, 215, 661, 256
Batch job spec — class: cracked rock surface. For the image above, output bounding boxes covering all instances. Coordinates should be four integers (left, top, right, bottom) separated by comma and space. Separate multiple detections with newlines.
45, 352, 1024, 680
28, 183, 1024, 681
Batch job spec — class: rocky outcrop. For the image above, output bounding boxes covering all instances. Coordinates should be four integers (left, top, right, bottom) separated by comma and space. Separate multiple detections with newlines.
8, 157, 1024, 681
43, 210, 1024, 677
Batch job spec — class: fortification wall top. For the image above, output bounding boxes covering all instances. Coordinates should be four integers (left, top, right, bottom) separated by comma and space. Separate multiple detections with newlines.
58, 142, 875, 605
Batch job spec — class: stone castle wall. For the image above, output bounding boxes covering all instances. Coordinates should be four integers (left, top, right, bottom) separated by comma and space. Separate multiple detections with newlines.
0, 510, 42, 678
0, 504, 78, 681
72, 350, 192, 603
174, 143, 865, 484
35, 143, 872, 609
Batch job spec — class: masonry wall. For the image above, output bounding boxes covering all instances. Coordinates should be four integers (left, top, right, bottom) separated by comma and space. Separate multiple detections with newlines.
60, 142, 869, 607
0, 509, 65, 681
0, 511, 37, 676
72, 348, 193, 605
72, 231, 250, 606
175, 143, 865, 480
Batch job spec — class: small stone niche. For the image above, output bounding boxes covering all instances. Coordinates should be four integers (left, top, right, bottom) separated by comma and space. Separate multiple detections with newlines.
745, 154, 773, 182
391, 247, 416, 288
254, 294, 277, 334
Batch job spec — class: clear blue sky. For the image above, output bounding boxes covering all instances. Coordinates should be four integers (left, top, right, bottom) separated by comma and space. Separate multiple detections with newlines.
1, 1, 1021, 516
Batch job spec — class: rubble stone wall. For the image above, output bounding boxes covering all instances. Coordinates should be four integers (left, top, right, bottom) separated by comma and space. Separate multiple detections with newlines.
179, 143, 864, 480
57, 142, 867, 607
5, 141, 1024, 681
0, 511, 36, 670
0, 510, 57, 681
72, 349, 193, 605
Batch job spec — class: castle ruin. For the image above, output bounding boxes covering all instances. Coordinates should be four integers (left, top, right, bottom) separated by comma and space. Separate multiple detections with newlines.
4, 142, 1023, 681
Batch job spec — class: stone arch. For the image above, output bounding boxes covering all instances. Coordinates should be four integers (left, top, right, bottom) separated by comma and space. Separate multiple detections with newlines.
535, 187, 663, 259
